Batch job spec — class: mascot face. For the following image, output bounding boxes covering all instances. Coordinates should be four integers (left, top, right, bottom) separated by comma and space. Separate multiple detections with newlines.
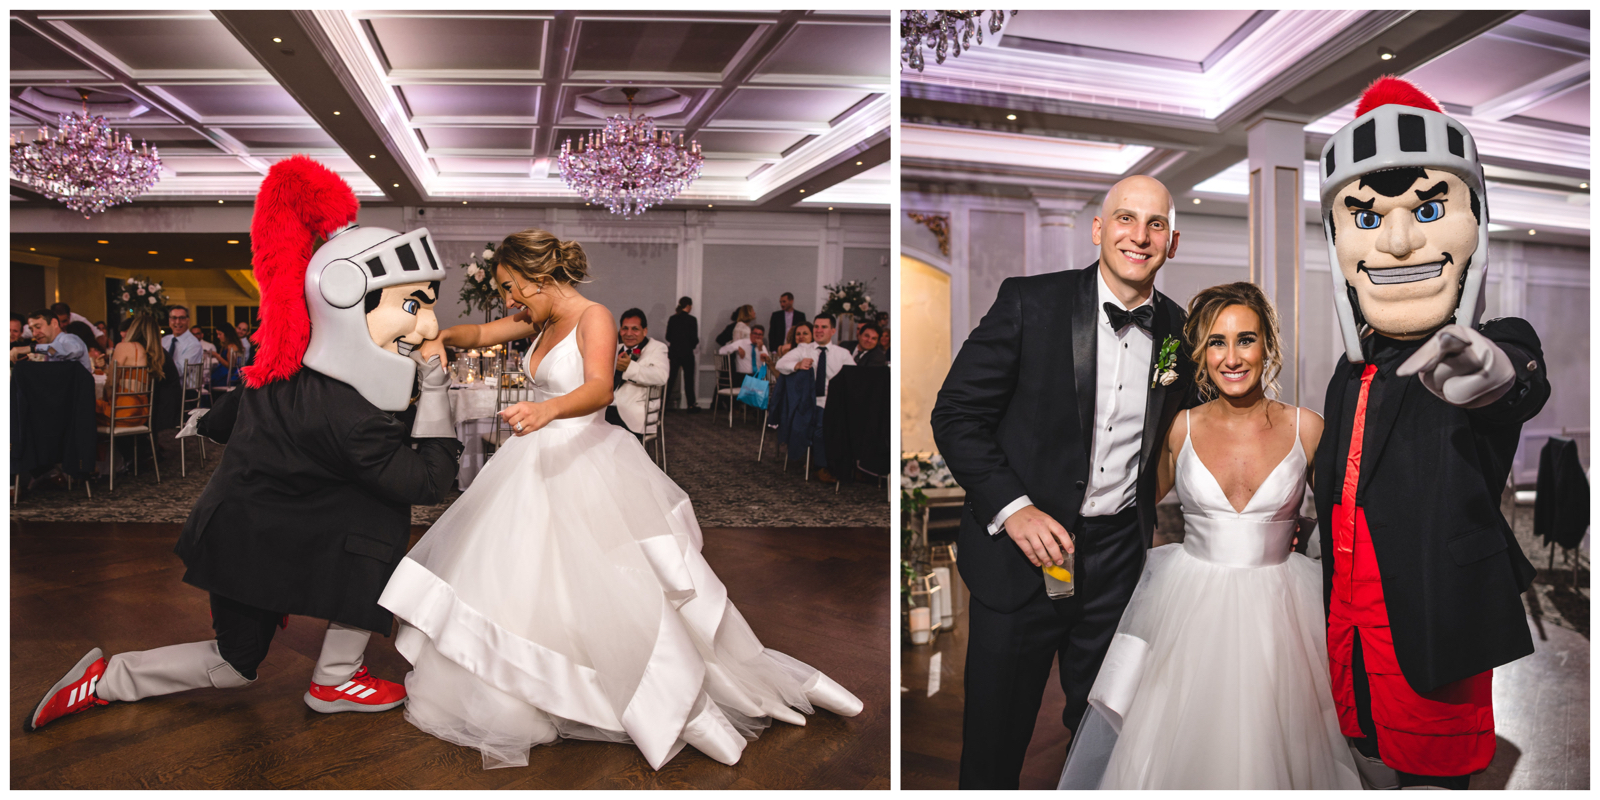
1331, 167, 1477, 338
366, 281, 440, 357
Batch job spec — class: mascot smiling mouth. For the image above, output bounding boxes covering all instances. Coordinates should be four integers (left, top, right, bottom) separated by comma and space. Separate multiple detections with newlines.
396, 339, 417, 357
1357, 252, 1452, 285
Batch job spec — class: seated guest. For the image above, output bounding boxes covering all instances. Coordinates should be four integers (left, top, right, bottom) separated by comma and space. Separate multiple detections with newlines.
718, 323, 772, 383
776, 313, 855, 484
605, 308, 668, 442
779, 319, 813, 357
769, 291, 807, 346
11, 313, 30, 347
235, 319, 256, 366
52, 301, 94, 331
13, 308, 94, 372
851, 322, 888, 367
211, 324, 244, 385
97, 313, 164, 428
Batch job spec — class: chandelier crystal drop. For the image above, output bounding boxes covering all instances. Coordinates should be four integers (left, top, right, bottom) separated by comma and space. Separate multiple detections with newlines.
9, 91, 163, 216
557, 88, 704, 219
901, 10, 1016, 73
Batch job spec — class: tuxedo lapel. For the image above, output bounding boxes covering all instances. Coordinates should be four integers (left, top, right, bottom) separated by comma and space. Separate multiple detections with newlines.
1138, 293, 1172, 472
1072, 265, 1099, 449
1355, 369, 1419, 498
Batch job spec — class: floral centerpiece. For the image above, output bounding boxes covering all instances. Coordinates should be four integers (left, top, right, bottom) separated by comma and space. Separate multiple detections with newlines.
112, 276, 168, 319
901, 451, 957, 490
459, 242, 503, 318
820, 279, 876, 320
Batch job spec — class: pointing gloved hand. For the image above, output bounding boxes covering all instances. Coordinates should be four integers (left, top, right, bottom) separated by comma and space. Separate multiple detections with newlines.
409, 349, 457, 438
1396, 323, 1515, 408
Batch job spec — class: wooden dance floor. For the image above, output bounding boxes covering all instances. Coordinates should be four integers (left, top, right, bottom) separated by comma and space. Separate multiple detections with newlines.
11, 522, 889, 790
901, 589, 1589, 790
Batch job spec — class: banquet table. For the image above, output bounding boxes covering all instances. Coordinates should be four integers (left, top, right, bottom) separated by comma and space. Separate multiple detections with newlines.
449, 383, 501, 489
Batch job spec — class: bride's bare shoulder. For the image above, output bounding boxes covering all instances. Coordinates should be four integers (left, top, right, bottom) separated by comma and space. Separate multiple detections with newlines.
1290, 405, 1325, 450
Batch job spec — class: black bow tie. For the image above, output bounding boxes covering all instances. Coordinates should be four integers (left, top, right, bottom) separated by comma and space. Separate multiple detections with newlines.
1104, 302, 1154, 333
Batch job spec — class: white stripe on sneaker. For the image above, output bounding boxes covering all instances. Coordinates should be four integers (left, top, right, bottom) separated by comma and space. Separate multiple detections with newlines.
335, 681, 355, 692
343, 683, 366, 695
357, 688, 377, 699
69, 685, 81, 705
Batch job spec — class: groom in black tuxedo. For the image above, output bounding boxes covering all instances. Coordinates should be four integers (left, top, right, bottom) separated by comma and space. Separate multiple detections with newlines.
932, 175, 1195, 789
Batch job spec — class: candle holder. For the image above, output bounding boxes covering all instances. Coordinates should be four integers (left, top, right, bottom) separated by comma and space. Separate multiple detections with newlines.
907, 571, 943, 645
930, 543, 959, 629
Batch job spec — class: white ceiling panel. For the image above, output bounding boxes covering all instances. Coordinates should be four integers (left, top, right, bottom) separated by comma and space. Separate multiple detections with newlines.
1406, 37, 1586, 107
400, 84, 541, 119
717, 87, 874, 125
1002, 11, 1258, 62
418, 126, 534, 152
1520, 84, 1591, 128
51, 16, 263, 72
756, 23, 893, 79
152, 83, 309, 119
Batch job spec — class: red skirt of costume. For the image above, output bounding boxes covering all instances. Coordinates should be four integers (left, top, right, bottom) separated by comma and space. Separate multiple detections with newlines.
1327, 364, 1495, 777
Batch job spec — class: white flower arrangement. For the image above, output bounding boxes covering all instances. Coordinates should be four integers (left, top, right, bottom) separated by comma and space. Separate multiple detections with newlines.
459, 242, 503, 315
112, 276, 169, 319
901, 451, 957, 490
821, 279, 876, 319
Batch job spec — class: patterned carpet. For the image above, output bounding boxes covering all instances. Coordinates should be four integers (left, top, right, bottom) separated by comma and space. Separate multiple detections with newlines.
10, 406, 890, 529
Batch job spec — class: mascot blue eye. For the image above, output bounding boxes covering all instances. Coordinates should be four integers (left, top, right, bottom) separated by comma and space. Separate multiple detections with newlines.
1355, 211, 1381, 229
1413, 201, 1443, 223
402, 299, 420, 314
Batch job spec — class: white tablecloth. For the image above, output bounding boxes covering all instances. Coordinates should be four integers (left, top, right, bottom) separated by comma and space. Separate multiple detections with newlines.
450, 385, 500, 489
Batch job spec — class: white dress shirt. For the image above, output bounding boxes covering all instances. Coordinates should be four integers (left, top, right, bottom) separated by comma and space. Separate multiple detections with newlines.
775, 341, 855, 407
161, 332, 208, 389
717, 337, 769, 374
36, 332, 93, 373
990, 269, 1155, 536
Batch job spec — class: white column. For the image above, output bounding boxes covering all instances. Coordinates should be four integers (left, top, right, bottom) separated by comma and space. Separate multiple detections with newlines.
1030, 191, 1090, 275
1246, 114, 1307, 404
816, 210, 845, 312
680, 211, 707, 406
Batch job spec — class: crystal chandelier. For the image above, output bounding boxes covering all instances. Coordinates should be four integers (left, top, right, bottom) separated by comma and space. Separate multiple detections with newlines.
9, 90, 163, 217
901, 11, 1016, 73
558, 88, 704, 218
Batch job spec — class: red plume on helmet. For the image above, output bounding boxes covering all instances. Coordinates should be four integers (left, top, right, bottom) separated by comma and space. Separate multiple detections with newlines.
241, 155, 360, 388
1355, 75, 1443, 117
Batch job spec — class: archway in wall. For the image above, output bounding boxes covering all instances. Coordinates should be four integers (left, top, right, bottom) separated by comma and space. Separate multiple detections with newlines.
901, 254, 951, 455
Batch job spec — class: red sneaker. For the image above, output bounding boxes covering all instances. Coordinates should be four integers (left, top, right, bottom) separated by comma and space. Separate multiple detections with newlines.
26, 648, 110, 732
303, 665, 406, 713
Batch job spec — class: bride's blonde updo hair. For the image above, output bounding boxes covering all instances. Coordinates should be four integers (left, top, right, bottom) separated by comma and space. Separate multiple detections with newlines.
494, 228, 590, 287
1183, 281, 1283, 400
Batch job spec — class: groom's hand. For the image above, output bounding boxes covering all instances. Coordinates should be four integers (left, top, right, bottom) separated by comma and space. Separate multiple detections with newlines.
1005, 505, 1074, 566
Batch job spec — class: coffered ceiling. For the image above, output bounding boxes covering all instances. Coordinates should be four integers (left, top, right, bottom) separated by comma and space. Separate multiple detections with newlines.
902, 10, 1590, 243
11, 10, 891, 211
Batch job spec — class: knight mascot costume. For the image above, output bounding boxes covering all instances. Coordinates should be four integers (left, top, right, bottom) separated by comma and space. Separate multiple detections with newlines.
27, 155, 463, 731
1313, 77, 1550, 789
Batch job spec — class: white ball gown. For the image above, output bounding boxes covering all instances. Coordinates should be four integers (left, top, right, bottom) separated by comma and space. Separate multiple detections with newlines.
1058, 409, 1360, 790
378, 326, 862, 770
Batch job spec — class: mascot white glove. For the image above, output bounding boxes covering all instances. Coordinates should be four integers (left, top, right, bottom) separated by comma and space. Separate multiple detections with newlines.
1396, 323, 1515, 408
409, 350, 457, 438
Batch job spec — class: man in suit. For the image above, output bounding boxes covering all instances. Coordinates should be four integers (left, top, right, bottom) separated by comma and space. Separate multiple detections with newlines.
931, 175, 1194, 789
768, 291, 806, 347
1313, 78, 1549, 789
606, 308, 669, 443
850, 323, 888, 367
26, 156, 462, 732
777, 313, 856, 484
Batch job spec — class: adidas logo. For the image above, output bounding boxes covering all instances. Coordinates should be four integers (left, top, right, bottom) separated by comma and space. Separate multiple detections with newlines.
334, 680, 378, 700
67, 676, 98, 706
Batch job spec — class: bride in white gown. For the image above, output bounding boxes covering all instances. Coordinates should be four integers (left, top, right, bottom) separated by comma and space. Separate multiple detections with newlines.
1059, 282, 1360, 790
378, 229, 861, 770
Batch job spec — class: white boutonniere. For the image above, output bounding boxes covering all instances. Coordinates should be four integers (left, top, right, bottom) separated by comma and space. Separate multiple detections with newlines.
1152, 335, 1179, 387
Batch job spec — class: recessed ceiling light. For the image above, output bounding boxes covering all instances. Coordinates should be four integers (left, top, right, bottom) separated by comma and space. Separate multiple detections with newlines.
94, 258, 99, 262
97, 239, 109, 244
1193, 198, 1202, 204
148, 250, 158, 255
226, 240, 239, 244
29, 247, 36, 251
217, 199, 224, 204
1006, 114, 1017, 120
272, 37, 282, 43
1582, 182, 1589, 189
333, 111, 341, 116
798, 189, 805, 193
184, 258, 194, 262
828, 207, 834, 210
708, 204, 714, 208
462, 200, 468, 204
1528, 229, 1537, 235
369, 154, 376, 159
856, 161, 862, 165
392, 183, 399, 187
1378, 46, 1395, 61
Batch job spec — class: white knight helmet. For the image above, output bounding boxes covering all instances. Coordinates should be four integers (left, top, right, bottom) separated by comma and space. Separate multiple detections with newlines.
1318, 77, 1490, 362
302, 224, 447, 411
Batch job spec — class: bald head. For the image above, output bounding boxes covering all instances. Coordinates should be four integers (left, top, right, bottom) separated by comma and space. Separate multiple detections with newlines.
1092, 174, 1180, 304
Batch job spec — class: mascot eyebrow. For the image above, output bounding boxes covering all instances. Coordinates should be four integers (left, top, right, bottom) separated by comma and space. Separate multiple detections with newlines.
1342, 180, 1450, 211
410, 282, 440, 304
